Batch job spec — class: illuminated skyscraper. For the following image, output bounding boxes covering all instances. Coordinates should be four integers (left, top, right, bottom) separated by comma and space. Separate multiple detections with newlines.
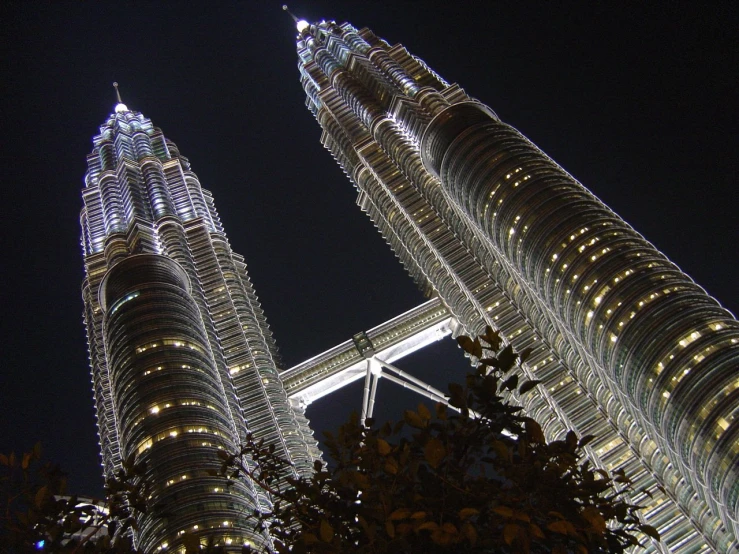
80, 89, 319, 552
291, 16, 739, 553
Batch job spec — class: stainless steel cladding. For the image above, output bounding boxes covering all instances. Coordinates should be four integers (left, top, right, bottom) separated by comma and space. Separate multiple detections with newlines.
80, 104, 320, 552
292, 18, 738, 553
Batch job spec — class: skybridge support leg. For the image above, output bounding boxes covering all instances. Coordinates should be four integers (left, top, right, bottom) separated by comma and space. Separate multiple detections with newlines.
366, 372, 380, 421
377, 359, 448, 401
360, 359, 373, 424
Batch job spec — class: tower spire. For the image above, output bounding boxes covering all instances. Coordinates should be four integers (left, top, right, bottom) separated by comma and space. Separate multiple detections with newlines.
282, 5, 310, 33
282, 5, 298, 24
112, 82, 129, 113
113, 82, 123, 104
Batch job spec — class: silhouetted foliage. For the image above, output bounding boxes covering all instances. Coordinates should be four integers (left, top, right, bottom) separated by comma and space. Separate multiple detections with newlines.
1, 445, 148, 553
4, 330, 659, 553
222, 328, 659, 553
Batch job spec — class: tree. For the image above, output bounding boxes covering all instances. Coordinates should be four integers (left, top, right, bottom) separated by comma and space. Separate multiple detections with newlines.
4, 329, 659, 553
223, 328, 659, 554
0, 444, 148, 553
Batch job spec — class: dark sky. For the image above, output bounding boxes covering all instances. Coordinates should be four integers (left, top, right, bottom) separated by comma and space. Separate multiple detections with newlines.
1, 1, 736, 499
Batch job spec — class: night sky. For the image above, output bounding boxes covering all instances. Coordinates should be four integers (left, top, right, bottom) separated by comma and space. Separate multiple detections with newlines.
1, 1, 736, 500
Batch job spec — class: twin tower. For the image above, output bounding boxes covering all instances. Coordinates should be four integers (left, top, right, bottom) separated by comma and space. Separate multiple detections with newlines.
79, 16, 738, 553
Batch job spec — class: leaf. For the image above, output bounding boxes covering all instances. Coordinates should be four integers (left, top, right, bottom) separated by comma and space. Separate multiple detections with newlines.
418, 402, 431, 421
639, 524, 660, 540
396, 522, 413, 536
389, 509, 411, 521
435, 402, 447, 420
457, 335, 482, 358
512, 510, 530, 523
491, 440, 510, 461
581, 506, 606, 533
497, 344, 517, 371
501, 374, 519, 391
524, 419, 546, 443
418, 521, 438, 532
22, 452, 31, 470
547, 520, 570, 535
108, 520, 117, 538
351, 471, 370, 489
578, 434, 596, 448
384, 458, 399, 475
385, 519, 395, 538
431, 528, 452, 545
462, 522, 478, 545
457, 335, 474, 354
404, 410, 426, 429
411, 511, 427, 520
503, 523, 519, 545
518, 379, 541, 395
483, 326, 502, 351
319, 519, 334, 542
458, 508, 479, 520
529, 523, 545, 539
519, 347, 534, 363
448, 383, 467, 410
0, 453, 7, 466
481, 374, 498, 396
492, 505, 514, 518
424, 438, 446, 468
35, 486, 49, 508
377, 439, 391, 456
302, 533, 318, 545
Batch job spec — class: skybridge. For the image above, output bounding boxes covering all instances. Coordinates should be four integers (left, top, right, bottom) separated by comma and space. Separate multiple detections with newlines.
282, 298, 457, 418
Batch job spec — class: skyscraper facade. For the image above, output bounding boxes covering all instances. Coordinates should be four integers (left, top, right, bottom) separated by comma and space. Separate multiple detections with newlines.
80, 97, 319, 552
291, 17, 739, 553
